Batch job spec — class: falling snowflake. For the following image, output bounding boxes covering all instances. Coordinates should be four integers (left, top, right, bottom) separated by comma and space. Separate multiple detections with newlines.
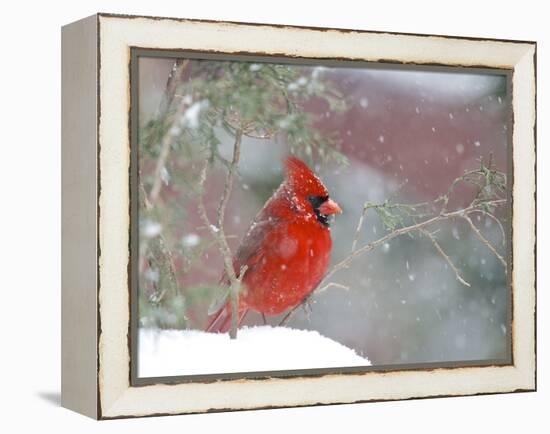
144, 269, 159, 283
181, 233, 201, 248
452, 227, 461, 240
142, 220, 162, 238
160, 167, 170, 185
182, 100, 209, 129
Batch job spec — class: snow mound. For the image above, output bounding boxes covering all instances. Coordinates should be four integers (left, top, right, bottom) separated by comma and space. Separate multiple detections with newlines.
139, 326, 370, 378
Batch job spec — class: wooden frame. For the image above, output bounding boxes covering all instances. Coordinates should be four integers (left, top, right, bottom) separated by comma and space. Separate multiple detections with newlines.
61, 13, 536, 419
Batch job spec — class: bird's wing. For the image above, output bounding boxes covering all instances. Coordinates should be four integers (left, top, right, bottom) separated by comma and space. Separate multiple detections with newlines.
207, 216, 278, 316
233, 217, 279, 273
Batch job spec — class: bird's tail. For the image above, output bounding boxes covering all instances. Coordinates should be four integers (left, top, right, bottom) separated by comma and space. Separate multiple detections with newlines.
206, 302, 248, 334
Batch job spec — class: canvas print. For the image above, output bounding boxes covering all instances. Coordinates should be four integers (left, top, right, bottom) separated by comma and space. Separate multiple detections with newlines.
134, 54, 510, 379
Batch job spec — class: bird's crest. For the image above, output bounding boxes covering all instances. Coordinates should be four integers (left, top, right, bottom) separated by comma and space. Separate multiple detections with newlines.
285, 156, 328, 197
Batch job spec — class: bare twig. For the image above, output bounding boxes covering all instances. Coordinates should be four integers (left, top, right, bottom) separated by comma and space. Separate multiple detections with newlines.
147, 59, 191, 206
278, 309, 293, 326
197, 129, 246, 338
197, 164, 235, 282
229, 265, 248, 338
316, 282, 350, 294
469, 209, 506, 246
157, 59, 189, 117
242, 130, 276, 139
351, 204, 369, 252
462, 215, 507, 271
217, 129, 243, 230
420, 229, 471, 287
149, 104, 191, 204
440, 169, 481, 212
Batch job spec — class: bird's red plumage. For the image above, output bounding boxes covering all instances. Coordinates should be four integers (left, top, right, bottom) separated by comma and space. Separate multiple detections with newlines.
206, 157, 340, 333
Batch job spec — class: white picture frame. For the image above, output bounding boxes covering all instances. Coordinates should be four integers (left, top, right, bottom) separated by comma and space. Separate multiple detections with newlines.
61, 13, 536, 419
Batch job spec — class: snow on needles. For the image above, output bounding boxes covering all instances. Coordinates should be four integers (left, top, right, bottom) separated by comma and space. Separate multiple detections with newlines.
138, 326, 370, 378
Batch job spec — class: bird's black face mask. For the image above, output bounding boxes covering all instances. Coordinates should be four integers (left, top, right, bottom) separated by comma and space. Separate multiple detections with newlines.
307, 195, 331, 227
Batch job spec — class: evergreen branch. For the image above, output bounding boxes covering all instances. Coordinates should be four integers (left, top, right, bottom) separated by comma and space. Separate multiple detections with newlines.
138, 60, 190, 302
138, 182, 180, 300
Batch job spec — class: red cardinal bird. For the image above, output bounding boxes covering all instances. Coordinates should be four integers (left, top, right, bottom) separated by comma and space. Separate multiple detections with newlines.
206, 156, 342, 333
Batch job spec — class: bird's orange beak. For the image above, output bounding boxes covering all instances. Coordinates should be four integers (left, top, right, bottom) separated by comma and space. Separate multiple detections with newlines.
318, 198, 342, 215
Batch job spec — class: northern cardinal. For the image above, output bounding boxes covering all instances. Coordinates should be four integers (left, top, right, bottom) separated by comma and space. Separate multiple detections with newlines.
206, 156, 342, 333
